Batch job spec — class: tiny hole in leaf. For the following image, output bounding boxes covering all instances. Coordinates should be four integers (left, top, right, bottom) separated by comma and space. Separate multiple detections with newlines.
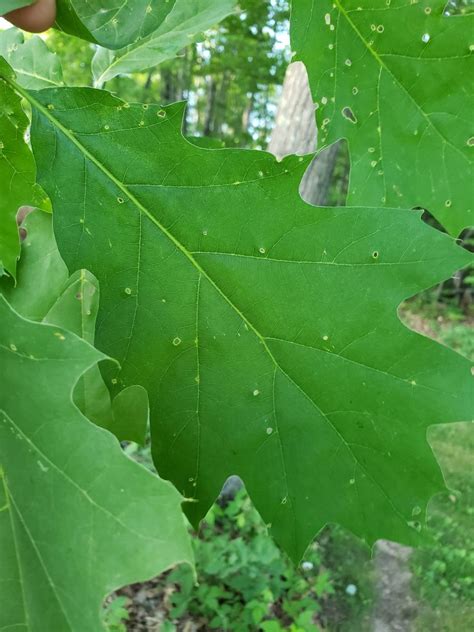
342, 107, 357, 124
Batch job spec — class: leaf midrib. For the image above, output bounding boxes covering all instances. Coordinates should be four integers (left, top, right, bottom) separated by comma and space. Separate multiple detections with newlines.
14, 79, 417, 530
1, 465, 30, 632
5, 406, 166, 544
6, 479, 74, 630
10, 77, 279, 368
16, 68, 62, 88
97, 1, 229, 84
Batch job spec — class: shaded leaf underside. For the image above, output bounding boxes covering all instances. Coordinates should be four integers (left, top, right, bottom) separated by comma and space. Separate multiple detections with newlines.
0, 27, 64, 90
92, 0, 237, 85
55, 0, 177, 49
290, 0, 474, 236
1, 210, 149, 444
0, 297, 192, 631
0, 0, 33, 12
13, 81, 473, 561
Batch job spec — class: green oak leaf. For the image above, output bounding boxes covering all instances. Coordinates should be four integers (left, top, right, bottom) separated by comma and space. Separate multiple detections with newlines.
1, 209, 149, 444
55, 0, 177, 49
14, 82, 474, 560
188, 135, 226, 149
91, 0, 236, 85
0, 296, 192, 631
290, 0, 474, 236
111, 384, 149, 445
44, 268, 150, 444
0, 27, 64, 89
0, 60, 49, 280
0, 0, 33, 13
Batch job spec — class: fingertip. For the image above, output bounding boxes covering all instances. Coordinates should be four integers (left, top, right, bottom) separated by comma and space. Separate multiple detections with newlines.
5, 0, 56, 33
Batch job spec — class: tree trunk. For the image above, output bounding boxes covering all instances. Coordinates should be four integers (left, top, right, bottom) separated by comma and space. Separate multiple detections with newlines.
160, 68, 176, 104
267, 61, 339, 206
242, 92, 255, 135
212, 71, 230, 137
142, 70, 154, 100
204, 77, 217, 136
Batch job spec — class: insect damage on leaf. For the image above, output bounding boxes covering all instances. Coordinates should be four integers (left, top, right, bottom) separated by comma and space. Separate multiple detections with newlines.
0, 27, 64, 90
10, 79, 473, 561
290, 0, 474, 236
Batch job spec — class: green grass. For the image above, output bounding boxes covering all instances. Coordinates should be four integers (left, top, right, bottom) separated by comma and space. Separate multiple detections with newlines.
412, 422, 474, 630
400, 298, 474, 630
399, 298, 473, 361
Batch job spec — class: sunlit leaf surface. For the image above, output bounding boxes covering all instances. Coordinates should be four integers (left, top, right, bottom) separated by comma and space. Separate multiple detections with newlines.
0, 297, 192, 631
290, 0, 474, 236
14, 81, 474, 561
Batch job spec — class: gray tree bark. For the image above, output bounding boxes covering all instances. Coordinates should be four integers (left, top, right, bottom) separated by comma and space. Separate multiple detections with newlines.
267, 61, 339, 206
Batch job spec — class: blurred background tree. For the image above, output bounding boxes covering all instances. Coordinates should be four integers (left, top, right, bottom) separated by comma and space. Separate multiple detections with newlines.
47, 0, 290, 149
445, 0, 474, 14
